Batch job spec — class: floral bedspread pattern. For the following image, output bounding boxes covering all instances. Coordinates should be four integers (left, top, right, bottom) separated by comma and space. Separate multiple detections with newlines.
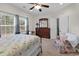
0, 34, 40, 56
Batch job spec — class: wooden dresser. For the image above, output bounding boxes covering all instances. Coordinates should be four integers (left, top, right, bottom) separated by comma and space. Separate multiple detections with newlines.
36, 18, 50, 39
36, 27, 50, 38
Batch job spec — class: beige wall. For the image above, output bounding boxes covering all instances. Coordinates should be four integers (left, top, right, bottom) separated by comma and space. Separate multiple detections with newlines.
0, 4, 26, 16
1, 3, 79, 39
31, 4, 79, 39
31, 14, 57, 39
29, 4, 79, 38
56, 4, 79, 37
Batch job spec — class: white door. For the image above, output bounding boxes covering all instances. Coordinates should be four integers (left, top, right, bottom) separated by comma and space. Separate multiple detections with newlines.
59, 16, 69, 36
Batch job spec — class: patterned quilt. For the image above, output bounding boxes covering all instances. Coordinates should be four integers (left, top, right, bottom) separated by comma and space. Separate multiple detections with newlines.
0, 34, 40, 56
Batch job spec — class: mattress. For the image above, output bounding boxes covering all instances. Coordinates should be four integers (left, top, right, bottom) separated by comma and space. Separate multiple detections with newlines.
59, 33, 79, 53
0, 34, 41, 56
60, 33, 79, 48
65, 33, 79, 48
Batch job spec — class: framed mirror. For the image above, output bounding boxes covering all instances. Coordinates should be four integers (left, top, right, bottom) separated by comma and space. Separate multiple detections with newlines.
39, 18, 48, 28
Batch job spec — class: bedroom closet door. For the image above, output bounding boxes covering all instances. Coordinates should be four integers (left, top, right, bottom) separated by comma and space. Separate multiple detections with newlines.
59, 16, 69, 37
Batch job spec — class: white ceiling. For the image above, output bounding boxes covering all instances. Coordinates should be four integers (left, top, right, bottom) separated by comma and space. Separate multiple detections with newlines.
10, 3, 70, 16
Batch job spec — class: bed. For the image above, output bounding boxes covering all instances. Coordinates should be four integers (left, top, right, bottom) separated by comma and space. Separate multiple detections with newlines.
55, 33, 79, 53
0, 34, 42, 56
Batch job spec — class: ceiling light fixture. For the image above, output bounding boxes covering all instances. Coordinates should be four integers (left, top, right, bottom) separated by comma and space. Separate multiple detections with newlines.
35, 5, 41, 9
30, 10, 33, 11
59, 3, 63, 5
29, 3, 49, 12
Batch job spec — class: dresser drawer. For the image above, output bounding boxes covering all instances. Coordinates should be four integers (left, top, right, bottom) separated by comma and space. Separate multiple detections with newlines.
36, 28, 50, 38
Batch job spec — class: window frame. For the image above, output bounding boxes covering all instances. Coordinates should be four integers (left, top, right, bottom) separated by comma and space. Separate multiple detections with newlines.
0, 13, 15, 37
19, 16, 27, 33
0, 11, 28, 37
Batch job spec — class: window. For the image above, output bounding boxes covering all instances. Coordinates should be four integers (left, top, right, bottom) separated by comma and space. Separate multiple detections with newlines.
19, 17, 26, 33
0, 12, 28, 38
0, 12, 14, 38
